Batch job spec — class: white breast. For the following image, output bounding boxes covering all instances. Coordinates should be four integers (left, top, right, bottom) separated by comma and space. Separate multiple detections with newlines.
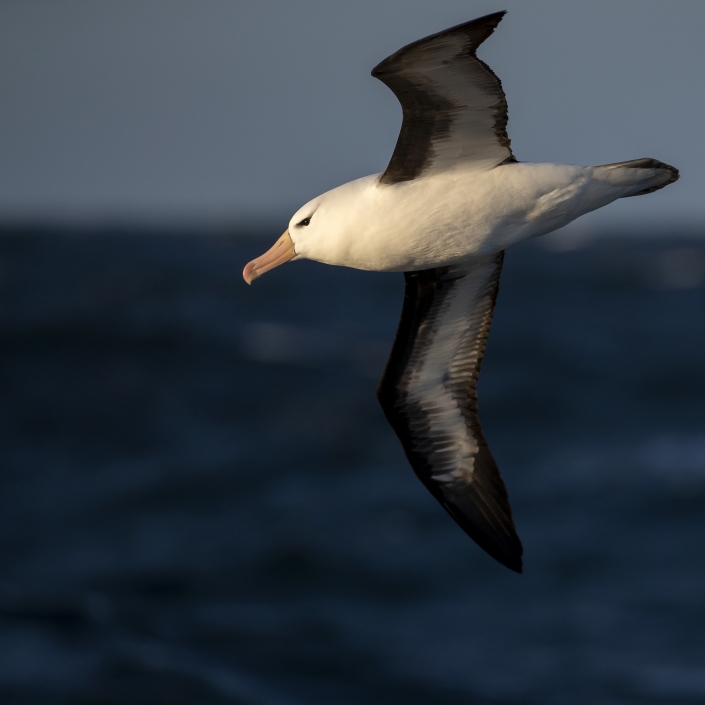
292, 162, 633, 273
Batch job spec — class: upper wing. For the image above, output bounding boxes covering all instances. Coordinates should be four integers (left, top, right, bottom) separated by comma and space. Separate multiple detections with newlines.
372, 11, 515, 185
377, 253, 523, 572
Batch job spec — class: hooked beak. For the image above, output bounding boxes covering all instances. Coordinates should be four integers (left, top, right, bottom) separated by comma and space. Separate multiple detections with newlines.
243, 230, 296, 284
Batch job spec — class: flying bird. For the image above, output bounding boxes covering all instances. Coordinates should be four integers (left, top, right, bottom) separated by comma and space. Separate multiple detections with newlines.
243, 11, 678, 572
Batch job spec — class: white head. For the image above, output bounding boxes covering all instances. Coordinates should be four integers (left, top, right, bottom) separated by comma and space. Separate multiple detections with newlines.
242, 176, 378, 284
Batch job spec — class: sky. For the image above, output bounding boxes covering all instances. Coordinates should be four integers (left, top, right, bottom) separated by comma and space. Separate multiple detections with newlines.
0, 0, 703, 231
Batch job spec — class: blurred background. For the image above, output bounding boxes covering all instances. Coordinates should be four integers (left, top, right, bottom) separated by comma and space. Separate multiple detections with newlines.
1, 2, 704, 703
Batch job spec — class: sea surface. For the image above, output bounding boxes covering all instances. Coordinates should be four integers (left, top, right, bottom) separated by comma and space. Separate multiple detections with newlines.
1, 227, 704, 704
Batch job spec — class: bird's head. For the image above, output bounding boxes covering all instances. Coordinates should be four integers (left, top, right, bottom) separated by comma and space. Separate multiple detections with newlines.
242, 176, 377, 284
242, 197, 319, 284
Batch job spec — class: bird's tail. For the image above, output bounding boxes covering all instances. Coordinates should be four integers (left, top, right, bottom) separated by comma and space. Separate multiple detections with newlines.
594, 158, 679, 198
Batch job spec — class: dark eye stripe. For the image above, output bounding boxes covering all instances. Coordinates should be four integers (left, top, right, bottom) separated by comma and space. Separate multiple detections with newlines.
297, 217, 311, 227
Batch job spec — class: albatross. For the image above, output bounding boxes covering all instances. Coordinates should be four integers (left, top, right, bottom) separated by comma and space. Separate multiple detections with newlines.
242, 11, 679, 572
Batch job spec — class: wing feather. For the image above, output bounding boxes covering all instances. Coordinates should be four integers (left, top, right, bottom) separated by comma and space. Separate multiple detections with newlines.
372, 11, 515, 184
377, 253, 523, 572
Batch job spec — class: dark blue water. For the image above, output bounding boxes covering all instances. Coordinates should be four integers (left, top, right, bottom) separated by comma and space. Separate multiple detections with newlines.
1, 228, 704, 704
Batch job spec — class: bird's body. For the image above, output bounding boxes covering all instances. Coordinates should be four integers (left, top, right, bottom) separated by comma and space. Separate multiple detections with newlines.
244, 11, 679, 572
291, 161, 672, 272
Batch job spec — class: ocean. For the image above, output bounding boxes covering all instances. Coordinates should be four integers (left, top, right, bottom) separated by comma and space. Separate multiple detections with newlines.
0, 227, 704, 704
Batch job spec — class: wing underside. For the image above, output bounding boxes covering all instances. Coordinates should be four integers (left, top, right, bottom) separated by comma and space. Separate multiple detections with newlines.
372, 11, 515, 184
377, 254, 523, 572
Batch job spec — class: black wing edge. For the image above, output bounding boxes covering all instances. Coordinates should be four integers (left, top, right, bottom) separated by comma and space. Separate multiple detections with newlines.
377, 259, 523, 573
372, 11, 507, 76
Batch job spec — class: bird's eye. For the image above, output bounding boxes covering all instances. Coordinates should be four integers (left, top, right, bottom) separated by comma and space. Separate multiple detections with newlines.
297, 217, 311, 227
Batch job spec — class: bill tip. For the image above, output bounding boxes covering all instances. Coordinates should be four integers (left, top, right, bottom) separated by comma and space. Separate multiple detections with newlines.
243, 262, 259, 285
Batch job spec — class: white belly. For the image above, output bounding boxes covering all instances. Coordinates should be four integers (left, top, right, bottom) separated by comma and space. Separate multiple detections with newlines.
292, 162, 633, 272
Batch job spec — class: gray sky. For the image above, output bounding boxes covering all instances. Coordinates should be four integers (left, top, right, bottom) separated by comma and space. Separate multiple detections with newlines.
0, 0, 702, 230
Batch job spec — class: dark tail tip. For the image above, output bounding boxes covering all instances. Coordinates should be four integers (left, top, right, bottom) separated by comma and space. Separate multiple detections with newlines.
600, 157, 679, 197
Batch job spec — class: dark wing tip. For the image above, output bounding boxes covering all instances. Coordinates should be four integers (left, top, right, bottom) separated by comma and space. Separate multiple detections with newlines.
372, 10, 507, 77
441, 479, 524, 573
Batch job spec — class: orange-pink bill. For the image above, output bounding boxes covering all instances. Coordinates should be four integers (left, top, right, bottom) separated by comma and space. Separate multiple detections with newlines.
243, 230, 296, 284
